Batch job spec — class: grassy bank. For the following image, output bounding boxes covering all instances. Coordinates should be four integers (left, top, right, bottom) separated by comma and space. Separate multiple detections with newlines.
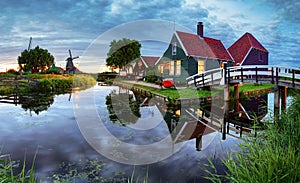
0, 74, 97, 95
207, 94, 300, 182
117, 81, 273, 100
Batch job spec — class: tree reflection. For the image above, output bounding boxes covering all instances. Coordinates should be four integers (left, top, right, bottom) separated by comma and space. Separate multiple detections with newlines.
20, 93, 55, 115
105, 90, 141, 125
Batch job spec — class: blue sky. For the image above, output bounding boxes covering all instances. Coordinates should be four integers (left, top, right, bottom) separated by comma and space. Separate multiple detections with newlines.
0, 0, 299, 73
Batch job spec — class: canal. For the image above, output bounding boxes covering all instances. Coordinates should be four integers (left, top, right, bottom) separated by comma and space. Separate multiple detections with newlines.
0, 85, 290, 182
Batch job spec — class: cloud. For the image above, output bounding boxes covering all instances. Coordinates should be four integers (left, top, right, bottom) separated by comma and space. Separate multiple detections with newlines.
264, 0, 300, 23
0, 0, 299, 71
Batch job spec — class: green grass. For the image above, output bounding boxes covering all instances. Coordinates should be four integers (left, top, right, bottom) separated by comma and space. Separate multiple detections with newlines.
116, 81, 211, 99
206, 94, 300, 183
233, 83, 274, 92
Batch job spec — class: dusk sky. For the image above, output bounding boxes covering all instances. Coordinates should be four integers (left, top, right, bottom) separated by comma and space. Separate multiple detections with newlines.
0, 0, 299, 73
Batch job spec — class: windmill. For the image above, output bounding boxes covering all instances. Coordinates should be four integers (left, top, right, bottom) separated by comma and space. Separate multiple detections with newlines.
65, 49, 79, 73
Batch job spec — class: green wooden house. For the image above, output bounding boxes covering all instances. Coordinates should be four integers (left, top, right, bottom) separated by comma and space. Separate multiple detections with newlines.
156, 22, 233, 83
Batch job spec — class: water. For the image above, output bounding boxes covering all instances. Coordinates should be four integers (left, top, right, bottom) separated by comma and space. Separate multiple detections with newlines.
0, 85, 284, 182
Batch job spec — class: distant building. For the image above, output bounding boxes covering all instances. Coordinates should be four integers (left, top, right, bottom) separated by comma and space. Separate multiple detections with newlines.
133, 56, 160, 77
155, 22, 233, 82
228, 32, 268, 66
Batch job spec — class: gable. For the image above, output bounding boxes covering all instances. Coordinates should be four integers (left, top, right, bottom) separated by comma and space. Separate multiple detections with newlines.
228, 32, 268, 65
141, 56, 159, 68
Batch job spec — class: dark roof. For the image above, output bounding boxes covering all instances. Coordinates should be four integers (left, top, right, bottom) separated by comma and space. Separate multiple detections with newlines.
175, 31, 232, 61
228, 32, 268, 65
141, 56, 160, 67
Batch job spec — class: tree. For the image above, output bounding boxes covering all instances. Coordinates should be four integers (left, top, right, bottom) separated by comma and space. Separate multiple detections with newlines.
106, 38, 141, 71
18, 46, 55, 73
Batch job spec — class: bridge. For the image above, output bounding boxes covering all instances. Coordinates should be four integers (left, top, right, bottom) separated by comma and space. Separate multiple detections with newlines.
186, 65, 300, 90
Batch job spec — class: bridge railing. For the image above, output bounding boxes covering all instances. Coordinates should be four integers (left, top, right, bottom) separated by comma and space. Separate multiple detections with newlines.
186, 68, 223, 88
187, 65, 300, 89
227, 65, 300, 87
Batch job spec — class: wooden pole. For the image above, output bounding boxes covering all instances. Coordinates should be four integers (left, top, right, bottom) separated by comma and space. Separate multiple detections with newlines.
281, 86, 287, 111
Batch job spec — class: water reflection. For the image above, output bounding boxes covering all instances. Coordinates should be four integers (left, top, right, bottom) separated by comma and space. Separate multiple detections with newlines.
0, 86, 272, 182
105, 87, 269, 151
0, 93, 56, 115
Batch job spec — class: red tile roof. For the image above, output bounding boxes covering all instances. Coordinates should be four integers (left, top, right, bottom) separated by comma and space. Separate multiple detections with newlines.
176, 31, 232, 61
141, 56, 160, 67
176, 31, 214, 58
228, 32, 268, 65
204, 37, 233, 61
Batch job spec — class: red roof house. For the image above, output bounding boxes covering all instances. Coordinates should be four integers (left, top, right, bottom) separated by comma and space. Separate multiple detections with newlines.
131, 56, 160, 77
228, 32, 268, 66
156, 22, 233, 82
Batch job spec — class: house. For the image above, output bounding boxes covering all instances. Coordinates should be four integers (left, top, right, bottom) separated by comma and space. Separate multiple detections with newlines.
127, 56, 160, 78
155, 22, 233, 82
228, 32, 268, 66
64, 66, 82, 74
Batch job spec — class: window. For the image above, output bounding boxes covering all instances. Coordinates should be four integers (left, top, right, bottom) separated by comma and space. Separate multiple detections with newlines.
258, 52, 263, 62
158, 65, 164, 74
198, 60, 205, 74
172, 42, 177, 55
176, 60, 181, 75
169, 61, 174, 75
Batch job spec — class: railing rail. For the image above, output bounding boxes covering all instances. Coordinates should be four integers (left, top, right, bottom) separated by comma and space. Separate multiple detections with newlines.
187, 65, 300, 90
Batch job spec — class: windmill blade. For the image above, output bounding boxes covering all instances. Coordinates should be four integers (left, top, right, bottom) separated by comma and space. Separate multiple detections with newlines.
68, 49, 72, 58
73, 56, 79, 59
28, 37, 32, 51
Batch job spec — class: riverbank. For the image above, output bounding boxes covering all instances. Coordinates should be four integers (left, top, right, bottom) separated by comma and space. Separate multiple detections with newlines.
0, 74, 97, 95
114, 80, 274, 100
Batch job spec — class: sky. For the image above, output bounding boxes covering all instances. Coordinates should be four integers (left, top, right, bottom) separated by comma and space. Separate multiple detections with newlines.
0, 0, 299, 73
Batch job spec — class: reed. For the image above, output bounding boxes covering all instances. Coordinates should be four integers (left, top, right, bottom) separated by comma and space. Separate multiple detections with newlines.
0, 151, 37, 183
206, 94, 300, 182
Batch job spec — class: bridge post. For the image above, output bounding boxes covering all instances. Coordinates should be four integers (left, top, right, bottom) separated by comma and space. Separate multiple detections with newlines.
274, 86, 280, 109
274, 86, 280, 121
280, 86, 288, 111
234, 84, 240, 100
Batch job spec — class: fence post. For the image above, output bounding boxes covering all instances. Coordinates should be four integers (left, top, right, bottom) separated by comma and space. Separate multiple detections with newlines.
255, 67, 258, 84
211, 73, 213, 85
271, 67, 274, 84
228, 69, 230, 84
202, 73, 205, 87
292, 69, 295, 87
276, 67, 279, 84
241, 67, 244, 82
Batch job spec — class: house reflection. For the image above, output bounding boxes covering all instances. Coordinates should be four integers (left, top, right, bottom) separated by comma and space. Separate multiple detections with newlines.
105, 87, 269, 151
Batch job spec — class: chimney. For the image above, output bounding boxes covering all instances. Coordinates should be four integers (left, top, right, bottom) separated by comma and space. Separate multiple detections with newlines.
197, 22, 203, 38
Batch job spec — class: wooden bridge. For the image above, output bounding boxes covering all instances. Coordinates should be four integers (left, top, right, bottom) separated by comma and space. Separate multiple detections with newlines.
186, 65, 300, 90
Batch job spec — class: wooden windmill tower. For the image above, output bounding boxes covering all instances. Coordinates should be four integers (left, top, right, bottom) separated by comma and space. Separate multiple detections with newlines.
65, 49, 79, 73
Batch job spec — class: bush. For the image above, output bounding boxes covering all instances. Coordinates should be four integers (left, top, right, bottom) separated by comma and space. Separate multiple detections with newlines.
144, 75, 162, 84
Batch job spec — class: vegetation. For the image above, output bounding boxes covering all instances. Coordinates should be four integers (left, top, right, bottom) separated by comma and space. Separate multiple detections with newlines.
206, 94, 300, 183
18, 46, 54, 73
233, 83, 274, 93
106, 38, 141, 71
0, 74, 97, 95
0, 152, 36, 183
